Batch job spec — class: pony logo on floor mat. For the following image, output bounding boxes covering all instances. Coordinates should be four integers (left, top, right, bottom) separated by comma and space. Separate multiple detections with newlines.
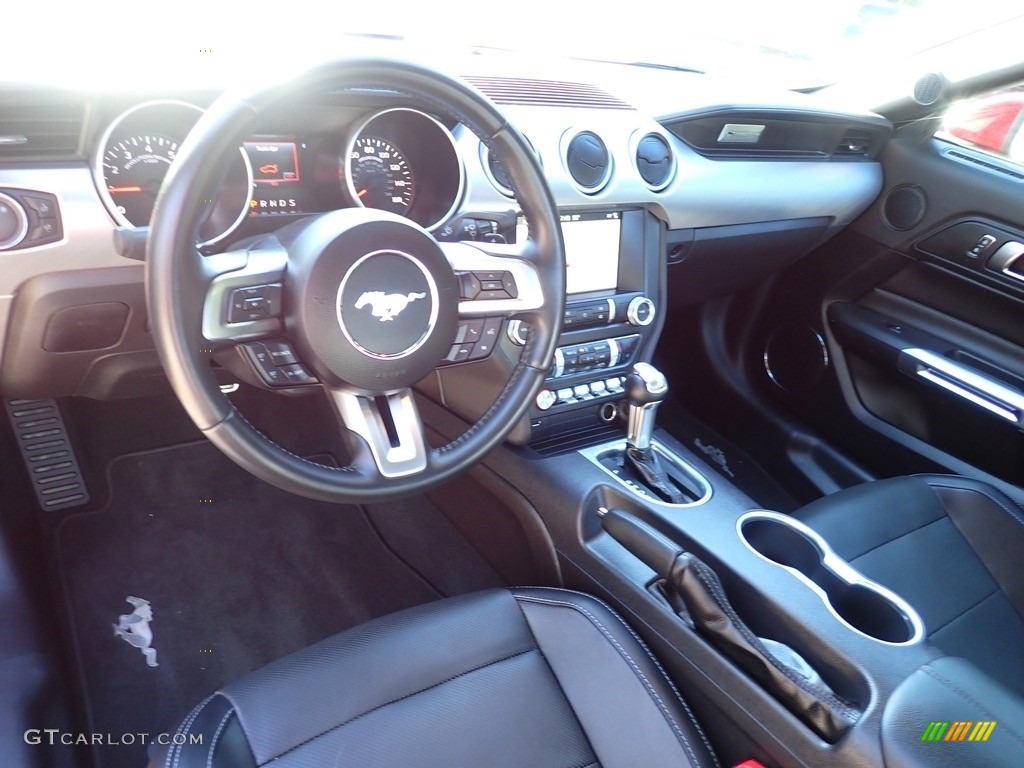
112, 596, 158, 667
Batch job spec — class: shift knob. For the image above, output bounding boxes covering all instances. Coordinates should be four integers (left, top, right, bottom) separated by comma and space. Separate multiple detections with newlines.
626, 362, 668, 406
625, 363, 668, 451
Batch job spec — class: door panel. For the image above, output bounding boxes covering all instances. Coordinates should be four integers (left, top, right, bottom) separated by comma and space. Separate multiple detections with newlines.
673, 129, 1024, 501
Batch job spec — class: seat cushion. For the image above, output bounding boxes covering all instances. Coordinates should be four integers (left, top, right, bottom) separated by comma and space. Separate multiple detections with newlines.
152, 588, 719, 768
795, 474, 1024, 696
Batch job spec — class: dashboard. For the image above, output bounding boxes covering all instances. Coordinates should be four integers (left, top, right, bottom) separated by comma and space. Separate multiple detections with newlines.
0, 50, 891, 442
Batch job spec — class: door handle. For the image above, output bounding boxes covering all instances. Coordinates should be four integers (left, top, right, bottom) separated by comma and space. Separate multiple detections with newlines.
899, 348, 1024, 427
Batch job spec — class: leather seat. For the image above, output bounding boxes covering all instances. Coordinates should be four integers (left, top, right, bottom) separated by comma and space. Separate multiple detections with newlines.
794, 473, 1024, 696
150, 587, 720, 768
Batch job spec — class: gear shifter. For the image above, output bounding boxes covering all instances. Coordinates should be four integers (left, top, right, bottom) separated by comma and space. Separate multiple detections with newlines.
622, 363, 686, 504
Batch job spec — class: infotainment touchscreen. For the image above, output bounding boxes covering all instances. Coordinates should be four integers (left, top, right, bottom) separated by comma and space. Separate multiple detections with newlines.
517, 211, 621, 295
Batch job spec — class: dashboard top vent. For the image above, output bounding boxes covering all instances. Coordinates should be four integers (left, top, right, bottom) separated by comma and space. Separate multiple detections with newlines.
943, 146, 1024, 181
0, 99, 86, 160
464, 77, 633, 110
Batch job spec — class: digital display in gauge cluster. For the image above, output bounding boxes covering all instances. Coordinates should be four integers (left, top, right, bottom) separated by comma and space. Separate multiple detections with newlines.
244, 139, 310, 216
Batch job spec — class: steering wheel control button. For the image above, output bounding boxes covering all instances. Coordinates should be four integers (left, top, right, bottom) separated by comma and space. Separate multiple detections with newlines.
454, 318, 485, 344
459, 269, 518, 301
440, 316, 505, 366
243, 343, 284, 385
263, 339, 298, 366
242, 341, 317, 388
227, 284, 282, 324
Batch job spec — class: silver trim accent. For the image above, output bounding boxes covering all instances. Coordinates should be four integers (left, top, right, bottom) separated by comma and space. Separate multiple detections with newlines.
479, 135, 541, 198
902, 348, 1024, 426
201, 245, 288, 342
763, 327, 829, 392
218, 383, 240, 394
93, 100, 253, 248
506, 319, 528, 346
344, 107, 466, 232
336, 249, 440, 361
0, 135, 28, 145
717, 124, 766, 144
629, 129, 677, 192
987, 241, 1024, 282
440, 241, 545, 316
479, 142, 514, 198
328, 387, 427, 478
606, 297, 617, 322
0, 192, 29, 250
578, 439, 712, 508
607, 337, 621, 368
736, 511, 925, 646
560, 128, 613, 195
553, 348, 566, 378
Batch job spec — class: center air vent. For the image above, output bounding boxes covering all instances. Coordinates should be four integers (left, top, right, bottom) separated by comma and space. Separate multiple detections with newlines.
635, 133, 674, 190
0, 99, 86, 160
565, 131, 611, 193
464, 77, 632, 110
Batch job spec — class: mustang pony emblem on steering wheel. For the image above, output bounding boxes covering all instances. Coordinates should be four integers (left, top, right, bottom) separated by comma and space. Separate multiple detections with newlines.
354, 291, 428, 322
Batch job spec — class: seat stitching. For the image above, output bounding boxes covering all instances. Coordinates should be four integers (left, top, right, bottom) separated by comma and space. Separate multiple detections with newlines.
261, 647, 537, 765
926, 589, 1000, 636
206, 708, 235, 768
514, 585, 720, 768
508, 596, 603, 767
846, 516, 948, 561
921, 664, 1024, 748
514, 593, 708, 768
168, 694, 215, 768
928, 481, 1024, 529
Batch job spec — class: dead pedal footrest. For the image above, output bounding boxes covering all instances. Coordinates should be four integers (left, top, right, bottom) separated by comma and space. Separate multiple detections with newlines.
5, 399, 89, 510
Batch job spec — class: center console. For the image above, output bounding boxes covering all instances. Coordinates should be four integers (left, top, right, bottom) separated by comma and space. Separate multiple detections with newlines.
517, 208, 665, 447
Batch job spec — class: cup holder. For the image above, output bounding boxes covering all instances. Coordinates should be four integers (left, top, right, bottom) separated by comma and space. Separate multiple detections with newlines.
737, 511, 924, 645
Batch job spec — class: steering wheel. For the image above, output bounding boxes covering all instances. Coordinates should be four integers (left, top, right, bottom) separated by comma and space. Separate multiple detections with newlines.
145, 57, 565, 503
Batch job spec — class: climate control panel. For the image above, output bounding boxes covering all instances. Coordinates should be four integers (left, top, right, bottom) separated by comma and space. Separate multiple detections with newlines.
551, 335, 640, 379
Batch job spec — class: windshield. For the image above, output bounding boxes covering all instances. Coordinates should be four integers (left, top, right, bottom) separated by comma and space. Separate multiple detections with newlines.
5, 1, 1024, 94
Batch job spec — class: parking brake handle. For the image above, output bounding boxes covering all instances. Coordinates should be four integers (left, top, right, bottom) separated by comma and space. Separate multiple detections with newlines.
599, 507, 859, 743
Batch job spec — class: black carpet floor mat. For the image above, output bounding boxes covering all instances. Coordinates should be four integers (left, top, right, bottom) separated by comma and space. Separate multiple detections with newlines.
56, 441, 500, 768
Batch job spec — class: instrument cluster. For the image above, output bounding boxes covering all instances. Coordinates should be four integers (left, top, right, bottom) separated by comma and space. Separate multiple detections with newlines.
93, 101, 466, 247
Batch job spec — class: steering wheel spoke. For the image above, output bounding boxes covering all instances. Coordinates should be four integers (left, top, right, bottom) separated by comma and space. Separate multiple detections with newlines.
326, 386, 429, 478
440, 240, 544, 319
200, 241, 289, 343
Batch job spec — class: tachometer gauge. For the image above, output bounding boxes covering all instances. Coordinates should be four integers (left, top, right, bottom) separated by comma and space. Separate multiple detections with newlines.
102, 133, 178, 226
347, 136, 415, 214
95, 100, 253, 248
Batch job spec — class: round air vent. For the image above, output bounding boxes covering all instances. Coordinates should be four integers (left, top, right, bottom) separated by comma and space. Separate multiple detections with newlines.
882, 185, 927, 231
635, 133, 674, 190
565, 130, 611, 192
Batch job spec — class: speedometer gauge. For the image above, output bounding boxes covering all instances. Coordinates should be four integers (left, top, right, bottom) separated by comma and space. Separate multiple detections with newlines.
102, 134, 178, 226
348, 137, 415, 214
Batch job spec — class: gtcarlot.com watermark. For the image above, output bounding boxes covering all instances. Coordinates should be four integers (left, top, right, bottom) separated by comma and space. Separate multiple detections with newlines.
24, 729, 203, 747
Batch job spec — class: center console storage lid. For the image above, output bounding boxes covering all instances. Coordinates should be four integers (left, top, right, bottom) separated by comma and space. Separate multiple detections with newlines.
882, 656, 1024, 767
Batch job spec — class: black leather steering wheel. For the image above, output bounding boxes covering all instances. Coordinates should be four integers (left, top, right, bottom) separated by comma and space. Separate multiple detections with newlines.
145, 57, 564, 503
